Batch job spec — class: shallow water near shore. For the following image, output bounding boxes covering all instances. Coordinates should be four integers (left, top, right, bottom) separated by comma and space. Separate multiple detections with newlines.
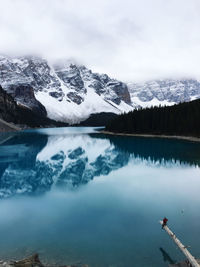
0, 127, 200, 267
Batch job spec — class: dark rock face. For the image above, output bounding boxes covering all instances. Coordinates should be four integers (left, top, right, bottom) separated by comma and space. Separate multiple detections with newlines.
49, 91, 63, 100
0, 56, 47, 117
67, 92, 83, 105
86, 71, 131, 104
54, 63, 85, 93
0, 85, 18, 123
0, 85, 67, 128
107, 81, 131, 104
0, 56, 61, 92
88, 80, 104, 95
8, 84, 47, 117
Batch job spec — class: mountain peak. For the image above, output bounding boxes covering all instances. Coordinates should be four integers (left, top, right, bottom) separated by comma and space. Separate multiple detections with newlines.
0, 55, 132, 124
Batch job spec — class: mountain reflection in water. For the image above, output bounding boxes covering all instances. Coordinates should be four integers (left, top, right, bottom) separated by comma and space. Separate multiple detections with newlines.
0, 129, 200, 199
97, 133, 200, 167
0, 128, 200, 267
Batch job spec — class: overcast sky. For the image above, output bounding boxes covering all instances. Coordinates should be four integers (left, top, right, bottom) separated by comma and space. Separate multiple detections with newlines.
0, 0, 200, 82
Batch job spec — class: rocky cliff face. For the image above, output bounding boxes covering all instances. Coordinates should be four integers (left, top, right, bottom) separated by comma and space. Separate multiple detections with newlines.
0, 55, 132, 124
0, 85, 67, 128
0, 57, 47, 116
0, 85, 18, 123
128, 79, 200, 108
9, 84, 47, 117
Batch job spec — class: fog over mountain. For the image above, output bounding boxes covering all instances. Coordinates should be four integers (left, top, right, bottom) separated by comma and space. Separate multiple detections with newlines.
0, 0, 200, 82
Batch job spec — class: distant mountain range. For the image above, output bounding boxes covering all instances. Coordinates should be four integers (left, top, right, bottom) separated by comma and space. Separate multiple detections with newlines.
0, 54, 200, 126
128, 79, 200, 107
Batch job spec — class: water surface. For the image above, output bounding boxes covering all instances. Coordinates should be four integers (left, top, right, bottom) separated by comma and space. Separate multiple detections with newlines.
0, 127, 200, 266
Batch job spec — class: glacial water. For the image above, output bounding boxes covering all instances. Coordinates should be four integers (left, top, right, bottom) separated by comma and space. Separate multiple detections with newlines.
0, 127, 200, 267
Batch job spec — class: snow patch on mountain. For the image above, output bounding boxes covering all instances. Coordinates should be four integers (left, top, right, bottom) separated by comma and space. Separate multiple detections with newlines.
131, 96, 175, 108
35, 82, 132, 124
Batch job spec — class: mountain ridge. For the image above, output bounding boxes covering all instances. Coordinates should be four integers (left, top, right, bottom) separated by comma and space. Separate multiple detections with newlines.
0, 55, 132, 124
1, 54, 200, 126
128, 79, 200, 108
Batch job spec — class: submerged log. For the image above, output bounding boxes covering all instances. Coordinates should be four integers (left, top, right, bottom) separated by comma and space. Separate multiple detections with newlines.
159, 220, 200, 267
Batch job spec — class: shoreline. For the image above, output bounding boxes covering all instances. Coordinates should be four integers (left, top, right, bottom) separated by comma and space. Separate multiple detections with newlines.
0, 118, 21, 132
1, 124, 200, 143
0, 254, 88, 267
100, 130, 200, 143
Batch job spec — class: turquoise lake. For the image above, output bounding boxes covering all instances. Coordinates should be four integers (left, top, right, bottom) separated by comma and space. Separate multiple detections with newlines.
0, 127, 200, 266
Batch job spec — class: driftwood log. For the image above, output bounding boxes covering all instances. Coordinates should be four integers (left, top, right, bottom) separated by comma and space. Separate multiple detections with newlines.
0, 254, 88, 267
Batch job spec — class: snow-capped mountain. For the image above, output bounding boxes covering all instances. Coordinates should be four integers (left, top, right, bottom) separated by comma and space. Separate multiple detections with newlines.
128, 79, 200, 108
0, 55, 132, 124
1, 54, 200, 126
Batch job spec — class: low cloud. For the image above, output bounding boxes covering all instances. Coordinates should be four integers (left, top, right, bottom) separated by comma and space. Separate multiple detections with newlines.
0, 0, 200, 82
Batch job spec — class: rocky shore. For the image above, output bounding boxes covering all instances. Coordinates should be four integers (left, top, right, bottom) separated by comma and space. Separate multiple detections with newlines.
0, 118, 21, 132
101, 130, 200, 143
0, 254, 88, 267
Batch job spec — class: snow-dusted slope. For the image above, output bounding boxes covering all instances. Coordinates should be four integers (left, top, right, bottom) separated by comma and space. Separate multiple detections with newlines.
128, 79, 200, 108
36, 83, 132, 124
0, 55, 132, 124
1, 55, 200, 123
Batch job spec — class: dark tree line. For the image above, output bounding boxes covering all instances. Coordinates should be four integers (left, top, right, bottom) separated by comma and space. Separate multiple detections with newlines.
105, 99, 200, 137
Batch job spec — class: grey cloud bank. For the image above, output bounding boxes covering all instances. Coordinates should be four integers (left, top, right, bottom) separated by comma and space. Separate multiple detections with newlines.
0, 0, 200, 82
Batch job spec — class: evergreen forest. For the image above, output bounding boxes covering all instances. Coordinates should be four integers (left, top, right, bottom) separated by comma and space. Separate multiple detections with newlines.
105, 99, 200, 137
